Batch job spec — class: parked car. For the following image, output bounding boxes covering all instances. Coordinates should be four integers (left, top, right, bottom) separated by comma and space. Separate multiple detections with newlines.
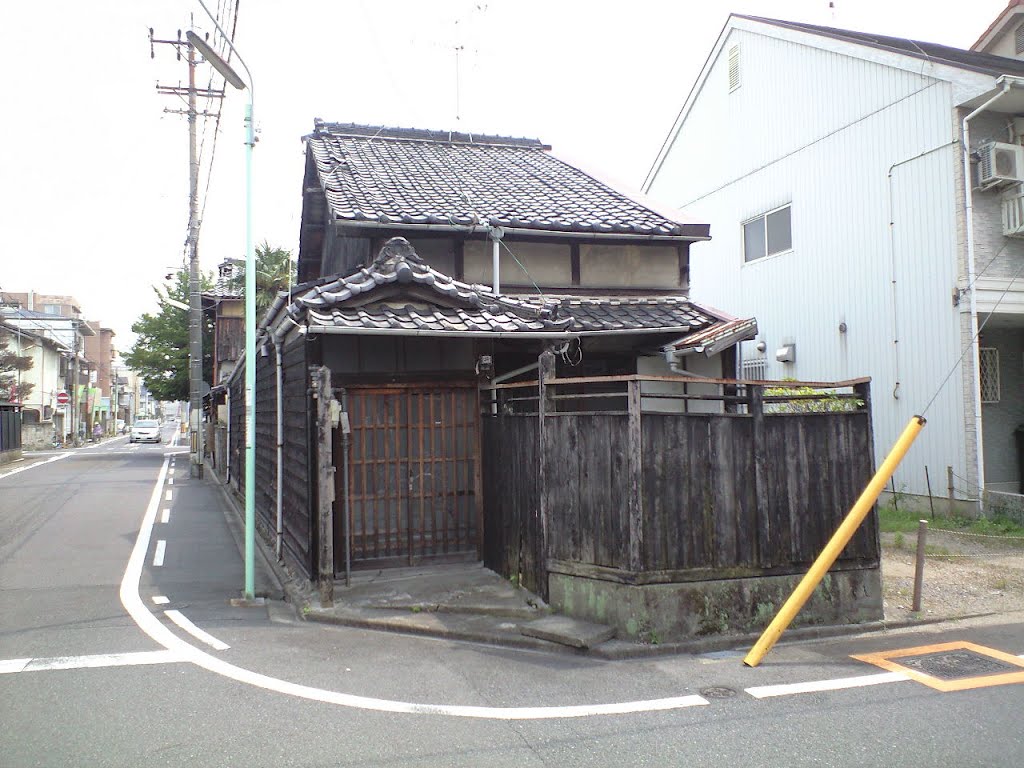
129, 419, 161, 444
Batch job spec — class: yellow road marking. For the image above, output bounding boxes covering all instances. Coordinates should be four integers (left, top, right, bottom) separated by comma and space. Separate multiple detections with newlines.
852, 641, 1024, 692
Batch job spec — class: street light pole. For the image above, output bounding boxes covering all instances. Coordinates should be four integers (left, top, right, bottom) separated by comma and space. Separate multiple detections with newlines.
187, 7, 256, 601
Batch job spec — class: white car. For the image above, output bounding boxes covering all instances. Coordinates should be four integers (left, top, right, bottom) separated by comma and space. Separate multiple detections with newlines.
129, 419, 161, 444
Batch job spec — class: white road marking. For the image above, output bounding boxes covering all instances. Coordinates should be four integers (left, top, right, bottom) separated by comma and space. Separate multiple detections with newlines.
0, 651, 183, 674
746, 671, 911, 699
119, 456, 709, 719
161, 508, 170, 524
164, 490, 172, 501
0, 452, 72, 481
167, 476, 174, 485
165, 610, 231, 651
153, 540, 166, 567
152, 596, 170, 605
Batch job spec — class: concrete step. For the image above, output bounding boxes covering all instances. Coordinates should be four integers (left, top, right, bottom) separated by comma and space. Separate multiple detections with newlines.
519, 615, 616, 649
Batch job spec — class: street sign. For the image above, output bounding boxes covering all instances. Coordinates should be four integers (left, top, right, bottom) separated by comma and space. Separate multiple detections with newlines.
56, 391, 70, 405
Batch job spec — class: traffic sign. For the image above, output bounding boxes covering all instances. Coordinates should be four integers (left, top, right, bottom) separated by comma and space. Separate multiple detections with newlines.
56, 391, 70, 405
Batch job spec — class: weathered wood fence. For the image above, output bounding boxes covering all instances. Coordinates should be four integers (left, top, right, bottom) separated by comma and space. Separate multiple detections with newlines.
481, 364, 877, 600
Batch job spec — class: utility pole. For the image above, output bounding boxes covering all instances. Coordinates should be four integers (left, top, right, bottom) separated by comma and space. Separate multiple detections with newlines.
71, 328, 79, 447
151, 28, 224, 477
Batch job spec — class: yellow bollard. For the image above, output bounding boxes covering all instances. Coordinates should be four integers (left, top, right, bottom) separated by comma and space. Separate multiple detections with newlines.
743, 415, 926, 667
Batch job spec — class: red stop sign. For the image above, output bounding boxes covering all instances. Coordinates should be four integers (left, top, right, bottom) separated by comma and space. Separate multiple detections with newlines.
56, 391, 70, 405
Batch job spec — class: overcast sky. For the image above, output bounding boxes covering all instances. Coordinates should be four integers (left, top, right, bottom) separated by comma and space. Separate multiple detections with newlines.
0, 0, 1010, 350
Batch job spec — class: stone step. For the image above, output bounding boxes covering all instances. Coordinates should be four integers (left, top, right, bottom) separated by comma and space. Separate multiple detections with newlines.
519, 615, 615, 649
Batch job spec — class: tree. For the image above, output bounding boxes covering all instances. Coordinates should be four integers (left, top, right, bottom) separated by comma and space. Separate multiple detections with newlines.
0, 324, 34, 402
228, 242, 297, 320
124, 270, 213, 402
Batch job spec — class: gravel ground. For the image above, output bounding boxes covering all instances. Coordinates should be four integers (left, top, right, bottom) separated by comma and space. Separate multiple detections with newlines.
881, 528, 1024, 623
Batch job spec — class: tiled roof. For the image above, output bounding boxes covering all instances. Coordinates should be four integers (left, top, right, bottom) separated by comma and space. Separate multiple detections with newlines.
517, 295, 715, 333
296, 238, 571, 335
738, 15, 1024, 78
306, 121, 708, 239
667, 317, 758, 357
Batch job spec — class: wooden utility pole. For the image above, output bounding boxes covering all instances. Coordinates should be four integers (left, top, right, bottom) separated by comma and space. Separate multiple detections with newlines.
151, 28, 225, 477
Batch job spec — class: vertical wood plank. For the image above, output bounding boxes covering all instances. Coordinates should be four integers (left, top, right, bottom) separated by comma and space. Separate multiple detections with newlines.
536, 350, 556, 600
627, 380, 643, 571
750, 385, 771, 567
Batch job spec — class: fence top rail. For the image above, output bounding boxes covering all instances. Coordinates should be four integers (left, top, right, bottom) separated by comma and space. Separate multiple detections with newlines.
482, 374, 871, 391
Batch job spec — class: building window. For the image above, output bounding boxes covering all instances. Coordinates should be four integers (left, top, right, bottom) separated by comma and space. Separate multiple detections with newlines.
1016, 23, 1024, 55
979, 347, 1000, 403
728, 44, 740, 91
743, 205, 792, 263
43, 304, 62, 315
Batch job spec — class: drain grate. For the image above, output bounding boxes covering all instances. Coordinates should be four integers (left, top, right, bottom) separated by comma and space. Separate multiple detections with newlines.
699, 686, 737, 699
895, 649, 1019, 680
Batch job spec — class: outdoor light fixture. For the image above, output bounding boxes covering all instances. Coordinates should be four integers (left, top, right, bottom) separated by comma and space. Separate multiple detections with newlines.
192, 1, 257, 601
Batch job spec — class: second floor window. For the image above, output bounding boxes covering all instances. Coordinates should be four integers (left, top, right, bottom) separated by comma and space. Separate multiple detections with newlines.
743, 205, 792, 263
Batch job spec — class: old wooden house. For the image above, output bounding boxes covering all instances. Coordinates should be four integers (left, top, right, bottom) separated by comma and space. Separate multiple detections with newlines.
222, 121, 882, 641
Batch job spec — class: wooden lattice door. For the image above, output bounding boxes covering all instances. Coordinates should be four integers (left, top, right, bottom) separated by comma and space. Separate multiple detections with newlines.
338, 384, 480, 568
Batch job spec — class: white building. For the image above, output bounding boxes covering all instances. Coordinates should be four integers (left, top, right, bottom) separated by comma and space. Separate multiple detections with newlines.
644, 10, 1024, 503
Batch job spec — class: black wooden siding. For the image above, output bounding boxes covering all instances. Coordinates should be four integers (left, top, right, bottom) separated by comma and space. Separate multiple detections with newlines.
254, 347, 277, 544
280, 335, 313, 577
482, 381, 878, 593
481, 416, 544, 595
228, 374, 243, 494
226, 334, 314, 579
0, 408, 21, 453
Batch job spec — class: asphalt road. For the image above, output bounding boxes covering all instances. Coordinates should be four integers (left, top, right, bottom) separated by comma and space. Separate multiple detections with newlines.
1, 426, 1022, 767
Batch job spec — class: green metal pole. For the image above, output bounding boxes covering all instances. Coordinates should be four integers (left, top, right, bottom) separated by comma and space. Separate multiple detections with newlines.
244, 98, 256, 600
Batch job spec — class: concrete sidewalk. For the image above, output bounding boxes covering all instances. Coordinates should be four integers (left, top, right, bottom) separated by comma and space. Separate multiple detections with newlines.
208, 472, 1005, 660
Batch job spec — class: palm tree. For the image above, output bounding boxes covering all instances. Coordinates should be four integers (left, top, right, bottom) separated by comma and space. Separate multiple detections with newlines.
229, 242, 297, 320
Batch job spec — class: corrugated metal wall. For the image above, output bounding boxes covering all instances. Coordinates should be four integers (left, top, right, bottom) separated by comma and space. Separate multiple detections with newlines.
648, 27, 972, 497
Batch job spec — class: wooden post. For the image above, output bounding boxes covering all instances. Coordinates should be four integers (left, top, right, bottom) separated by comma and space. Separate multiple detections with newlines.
912, 519, 928, 612
627, 379, 643, 571
750, 384, 771, 565
312, 366, 335, 608
947, 466, 955, 519
536, 349, 556, 601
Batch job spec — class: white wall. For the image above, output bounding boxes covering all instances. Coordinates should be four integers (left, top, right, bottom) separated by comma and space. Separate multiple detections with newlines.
647, 26, 976, 496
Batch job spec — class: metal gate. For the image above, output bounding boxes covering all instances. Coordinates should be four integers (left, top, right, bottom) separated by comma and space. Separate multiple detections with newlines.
336, 383, 481, 568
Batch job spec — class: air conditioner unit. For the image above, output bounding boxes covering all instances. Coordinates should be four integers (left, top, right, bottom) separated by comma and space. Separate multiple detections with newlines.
976, 141, 1024, 190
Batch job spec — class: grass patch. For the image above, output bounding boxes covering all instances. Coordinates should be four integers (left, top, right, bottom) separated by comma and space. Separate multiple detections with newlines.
878, 505, 1024, 537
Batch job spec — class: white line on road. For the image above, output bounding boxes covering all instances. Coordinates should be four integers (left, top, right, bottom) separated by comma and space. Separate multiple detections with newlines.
0, 650, 184, 674
167, 477, 174, 485
0, 452, 72, 482
119, 456, 710, 719
165, 610, 231, 651
161, 508, 170, 524
152, 596, 170, 605
746, 671, 911, 699
164, 490, 172, 501
153, 540, 166, 567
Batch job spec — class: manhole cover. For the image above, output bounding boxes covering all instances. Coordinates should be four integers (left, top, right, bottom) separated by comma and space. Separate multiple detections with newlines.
699, 686, 737, 699
896, 650, 1019, 680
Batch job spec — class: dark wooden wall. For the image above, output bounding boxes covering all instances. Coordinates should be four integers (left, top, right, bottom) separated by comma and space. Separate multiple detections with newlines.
227, 333, 314, 579
280, 335, 313, 577
227, 374, 243, 494
254, 347, 277, 541
481, 416, 545, 595
482, 380, 878, 592
0, 407, 21, 452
